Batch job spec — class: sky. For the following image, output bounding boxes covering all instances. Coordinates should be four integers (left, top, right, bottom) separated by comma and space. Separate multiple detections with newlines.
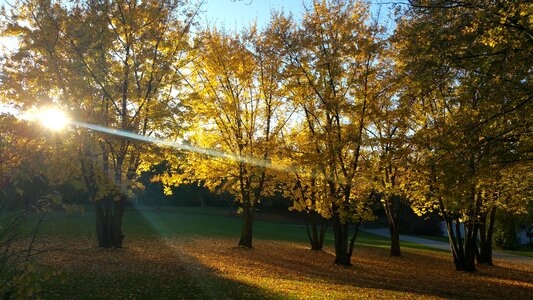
200, 0, 396, 31
200, 0, 310, 30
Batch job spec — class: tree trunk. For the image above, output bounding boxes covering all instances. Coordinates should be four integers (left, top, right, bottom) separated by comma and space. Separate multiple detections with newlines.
478, 206, 496, 265
306, 210, 327, 251
95, 200, 109, 248
382, 194, 403, 256
95, 195, 125, 249
463, 223, 478, 272
444, 217, 477, 272
111, 195, 125, 248
332, 213, 357, 266
238, 200, 254, 248
389, 222, 401, 256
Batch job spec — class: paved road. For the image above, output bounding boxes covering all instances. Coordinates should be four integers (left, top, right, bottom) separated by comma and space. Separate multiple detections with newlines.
362, 227, 533, 265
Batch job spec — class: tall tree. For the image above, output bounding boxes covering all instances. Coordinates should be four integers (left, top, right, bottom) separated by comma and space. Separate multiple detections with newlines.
270, 0, 386, 265
1, 0, 197, 248
161, 27, 287, 248
366, 85, 413, 257
394, 0, 532, 271
281, 123, 331, 251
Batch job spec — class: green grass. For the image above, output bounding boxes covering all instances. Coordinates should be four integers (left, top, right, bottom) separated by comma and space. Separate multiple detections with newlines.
31, 206, 446, 252
15, 207, 528, 256
5, 207, 532, 299
500, 246, 533, 258
36, 206, 309, 242
409, 233, 449, 243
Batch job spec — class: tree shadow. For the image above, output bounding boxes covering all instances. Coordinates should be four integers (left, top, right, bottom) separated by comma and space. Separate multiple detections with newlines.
37, 237, 286, 299
186, 239, 533, 299
474, 261, 533, 285
33, 210, 533, 299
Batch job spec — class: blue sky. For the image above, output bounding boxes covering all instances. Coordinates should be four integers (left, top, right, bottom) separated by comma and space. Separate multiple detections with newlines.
201, 0, 396, 31
201, 0, 310, 30
0, 0, 395, 32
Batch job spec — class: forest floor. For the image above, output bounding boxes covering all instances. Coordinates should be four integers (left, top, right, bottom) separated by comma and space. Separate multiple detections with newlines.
20, 207, 533, 298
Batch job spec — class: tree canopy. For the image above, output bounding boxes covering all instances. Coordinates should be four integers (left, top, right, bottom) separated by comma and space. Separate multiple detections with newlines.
1, 0, 531, 270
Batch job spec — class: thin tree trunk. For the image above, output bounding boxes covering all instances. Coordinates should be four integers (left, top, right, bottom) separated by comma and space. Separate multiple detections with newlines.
444, 215, 474, 271
390, 222, 401, 256
306, 210, 325, 251
463, 223, 478, 272
111, 195, 126, 248
238, 199, 254, 248
477, 214, 486, 263
95, 201, 109, 248
385, 195, 402, 257
478, 206, 496, 265
319, 218, 328, 247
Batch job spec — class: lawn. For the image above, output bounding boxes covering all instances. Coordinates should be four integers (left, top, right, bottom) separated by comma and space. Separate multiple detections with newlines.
501, 247, 533, 259
14, 207, 533, 298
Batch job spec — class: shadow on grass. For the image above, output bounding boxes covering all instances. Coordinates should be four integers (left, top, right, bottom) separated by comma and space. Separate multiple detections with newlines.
38, 240, 286, 299
35, 208, 533, 299
194, 239, 533, 299
476, 262, 533, 285
35, 208, 286, 299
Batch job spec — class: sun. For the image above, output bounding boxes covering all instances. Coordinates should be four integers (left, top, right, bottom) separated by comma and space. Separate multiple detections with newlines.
37, 108, 70, 131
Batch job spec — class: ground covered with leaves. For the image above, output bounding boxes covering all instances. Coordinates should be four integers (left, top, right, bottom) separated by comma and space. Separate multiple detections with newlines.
35, 236, 533, 299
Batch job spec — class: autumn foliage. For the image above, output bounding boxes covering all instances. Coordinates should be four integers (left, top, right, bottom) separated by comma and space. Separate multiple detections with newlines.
0, 0, 531, 282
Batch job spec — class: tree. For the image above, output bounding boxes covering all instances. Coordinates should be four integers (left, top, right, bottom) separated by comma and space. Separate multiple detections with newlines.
161, 27, 287, 248
1, 0, 198, 248
367, 93, 414, 257
281, 125, 331, 251
270, 0, 385, 265
0, 116, 72, 299
394, 0, 532, 271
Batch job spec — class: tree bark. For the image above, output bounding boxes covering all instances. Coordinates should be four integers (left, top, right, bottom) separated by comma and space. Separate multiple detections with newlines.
463, 223, 478, 272
306, 210, 327, 251
444, 217, 477, 272
384, 195, 402, 257
95, 200, 109, 248
478, 206, 496, 265
238, 200, 254, 248
111, 195, 126, 248
390, 222, 401, 256
94, 195, 126, 249
332, 213, 355, 266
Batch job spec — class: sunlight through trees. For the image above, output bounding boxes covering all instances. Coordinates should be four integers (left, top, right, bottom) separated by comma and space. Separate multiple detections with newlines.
0, 0, 531, 276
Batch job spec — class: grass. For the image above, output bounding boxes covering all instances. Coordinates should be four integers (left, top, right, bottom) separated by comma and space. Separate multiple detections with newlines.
33, 206, 448, 251
8, 207, 533, 299
409, 233, 449, 243
501, 246, 533, 258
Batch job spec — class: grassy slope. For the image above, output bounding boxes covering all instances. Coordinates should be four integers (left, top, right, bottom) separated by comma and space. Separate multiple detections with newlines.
36, 206, 444, 252
15, 207, 533, 299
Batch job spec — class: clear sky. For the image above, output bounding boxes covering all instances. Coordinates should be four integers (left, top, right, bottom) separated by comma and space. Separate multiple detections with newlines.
200, 0, 310, 30
200, 0, 396, 32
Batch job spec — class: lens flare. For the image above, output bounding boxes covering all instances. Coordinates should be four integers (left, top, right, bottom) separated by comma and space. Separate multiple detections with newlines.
70, 120, 296, 174
38, 108, 69, 131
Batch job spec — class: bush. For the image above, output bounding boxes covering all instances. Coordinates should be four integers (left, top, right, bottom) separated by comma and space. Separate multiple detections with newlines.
494, 212, 519, 250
